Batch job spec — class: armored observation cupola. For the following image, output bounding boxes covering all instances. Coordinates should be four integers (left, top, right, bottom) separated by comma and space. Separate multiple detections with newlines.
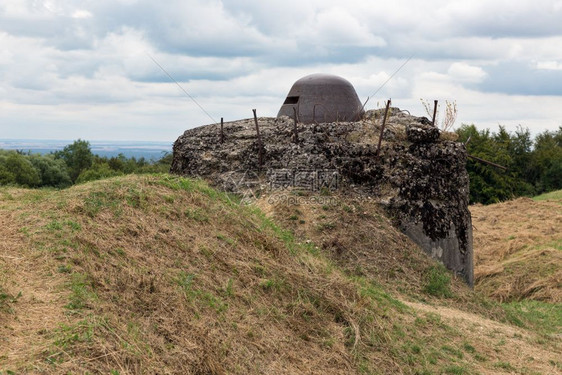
277, 73, 364, 124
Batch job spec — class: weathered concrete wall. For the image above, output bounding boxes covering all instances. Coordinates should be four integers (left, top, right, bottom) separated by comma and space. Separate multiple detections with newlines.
170, 108, 474, 286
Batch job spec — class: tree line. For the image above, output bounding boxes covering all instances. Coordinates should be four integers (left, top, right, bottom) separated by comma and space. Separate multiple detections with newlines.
456, 125, 562, 204
1, 129, 561, 205
0, 139, 172, 189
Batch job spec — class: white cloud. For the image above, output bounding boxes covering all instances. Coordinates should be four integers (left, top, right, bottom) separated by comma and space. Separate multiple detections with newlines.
305, 7, 386, 48
448, 62, 486, 83
536, 60, 562, 70
72, 9, 92, 19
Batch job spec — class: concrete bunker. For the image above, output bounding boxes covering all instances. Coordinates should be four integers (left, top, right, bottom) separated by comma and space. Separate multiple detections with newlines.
277, 73, 364, 124
171, 86, 474, 286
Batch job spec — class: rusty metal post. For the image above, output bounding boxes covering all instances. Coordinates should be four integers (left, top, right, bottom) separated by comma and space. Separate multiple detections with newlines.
220, 117, 224, 144
376, 99, 391, 157
252, 109, 263, 167
292, 107, 299, 143
432, 100, 438, 127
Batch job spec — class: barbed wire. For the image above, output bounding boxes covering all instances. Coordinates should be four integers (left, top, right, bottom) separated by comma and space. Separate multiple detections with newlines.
147, 53, 218, 124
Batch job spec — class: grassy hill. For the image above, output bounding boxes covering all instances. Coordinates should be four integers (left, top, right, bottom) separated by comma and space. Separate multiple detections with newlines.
1, 175, 560, 374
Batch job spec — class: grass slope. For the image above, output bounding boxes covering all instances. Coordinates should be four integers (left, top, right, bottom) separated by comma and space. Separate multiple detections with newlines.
471, 197, 561, 302
0, 175, 560, 374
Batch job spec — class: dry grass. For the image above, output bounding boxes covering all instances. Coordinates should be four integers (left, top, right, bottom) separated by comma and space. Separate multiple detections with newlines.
256, 189, 562, 372
471, 197, 562, 302
256, 191, 434, 294
0, 189, 71, 371
0, 176, 407, 374
254, 190, 517, 314
1, 176, 560, 374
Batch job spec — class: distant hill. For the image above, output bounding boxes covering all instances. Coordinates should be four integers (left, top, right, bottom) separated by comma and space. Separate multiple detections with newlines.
0, 139, 172, 160
1, 175, 560, 374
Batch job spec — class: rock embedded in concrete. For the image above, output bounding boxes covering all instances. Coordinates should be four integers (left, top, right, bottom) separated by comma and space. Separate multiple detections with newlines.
170, 108, 474, 286
406, 123, 440, 143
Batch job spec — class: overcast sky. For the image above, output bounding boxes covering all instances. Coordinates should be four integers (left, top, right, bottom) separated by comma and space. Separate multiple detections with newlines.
1, 0, 562, 142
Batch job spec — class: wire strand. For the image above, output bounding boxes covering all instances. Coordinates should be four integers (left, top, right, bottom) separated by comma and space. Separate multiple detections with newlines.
359, 54, 415, 113
146, 53, 218, 124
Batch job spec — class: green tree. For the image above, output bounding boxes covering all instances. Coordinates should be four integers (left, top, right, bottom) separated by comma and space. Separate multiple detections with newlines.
0, 164, 14, 185
107, 154, 126, 172
1, 141, 174, 188
4, 152, 41, 187
457, 124, 528, 203
54, 139, 94, 183
509, 126, 533, 178
136, 152, 172, 174
29, 154, 72, 188
457, 124, 562, 204
531, 127, 562, 193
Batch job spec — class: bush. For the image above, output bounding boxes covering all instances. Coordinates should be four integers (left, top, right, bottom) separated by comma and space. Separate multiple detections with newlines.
5, 152, 41, 187
76, 163, 123, 184
54, 139, 94, 183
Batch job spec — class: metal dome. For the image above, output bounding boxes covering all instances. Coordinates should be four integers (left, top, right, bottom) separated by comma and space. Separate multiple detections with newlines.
277, 73, 364, 124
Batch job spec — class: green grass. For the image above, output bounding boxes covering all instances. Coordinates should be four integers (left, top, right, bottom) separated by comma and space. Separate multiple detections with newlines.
175, 271, 228, 313
533, 189, 562, 201
493, 361, 515, 370
462, 342, 476, 354
501, 300, 562, 336
150, 174, 240, 206
260, 276, 288, 293
184, 207, 209, 222
83, 190, 122, 217
0, 287, 11, 312
54, 318, 95, 349
65, 273, 97, 312
423, 265, 453, 298
441, 344, 464, 359
0, 287, 21, 314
